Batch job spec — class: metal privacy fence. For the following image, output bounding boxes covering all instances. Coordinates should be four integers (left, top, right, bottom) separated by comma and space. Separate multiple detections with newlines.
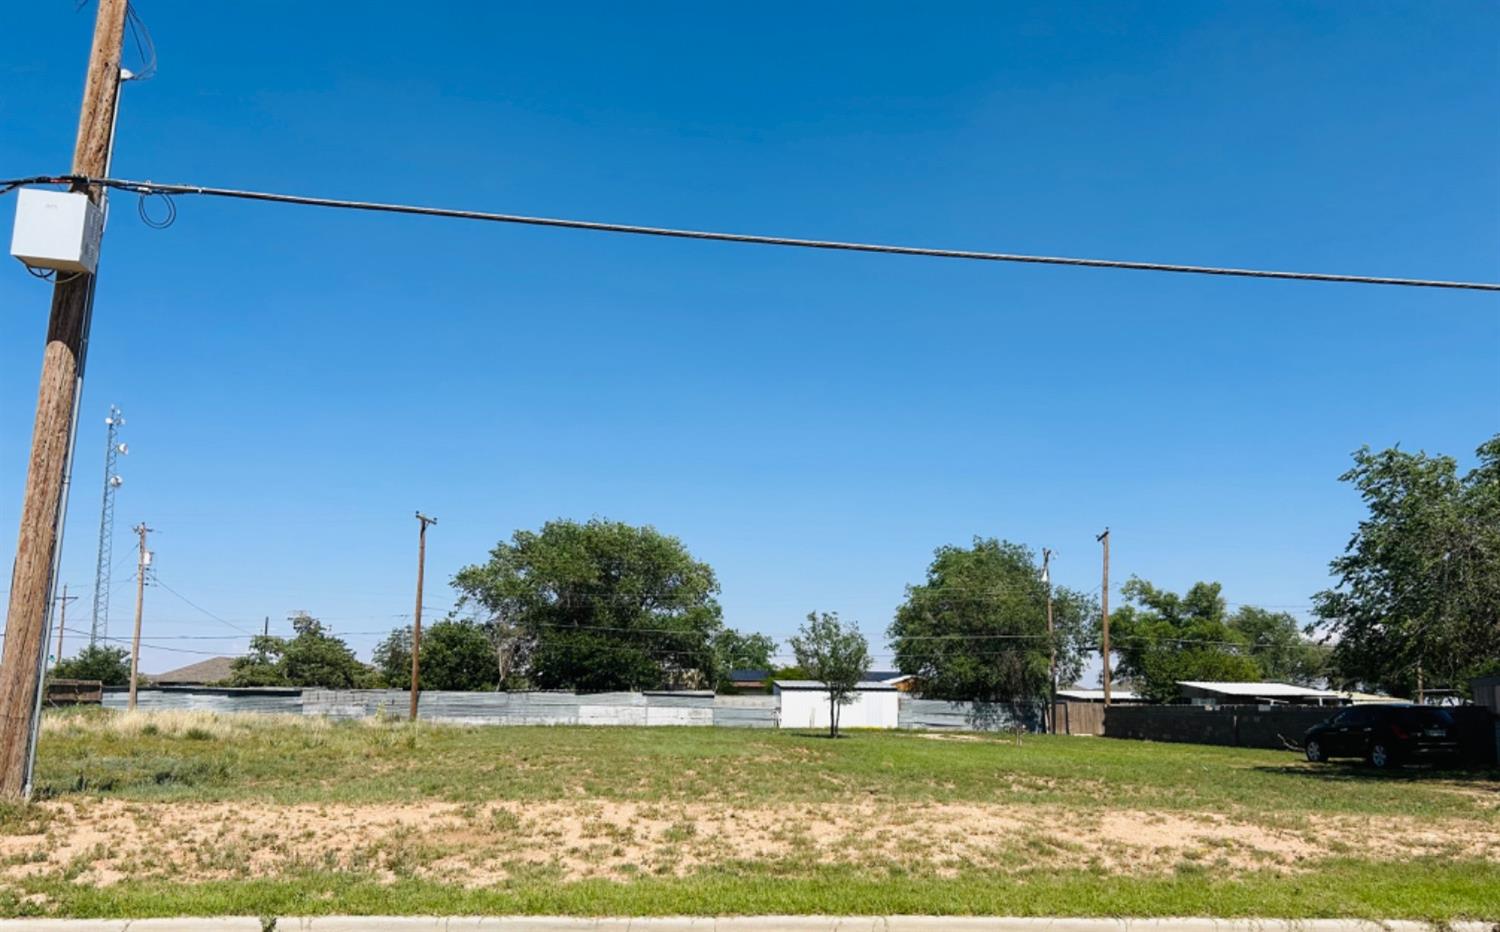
101, 687, 1041, 732
102, 687, 303, 715
303, 689, 719, 726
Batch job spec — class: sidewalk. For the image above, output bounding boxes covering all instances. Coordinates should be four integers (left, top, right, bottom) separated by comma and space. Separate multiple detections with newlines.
0, 919, 1493, 931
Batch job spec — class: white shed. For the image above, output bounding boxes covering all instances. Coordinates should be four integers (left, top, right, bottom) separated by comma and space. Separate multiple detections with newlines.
773, 679, 900, 730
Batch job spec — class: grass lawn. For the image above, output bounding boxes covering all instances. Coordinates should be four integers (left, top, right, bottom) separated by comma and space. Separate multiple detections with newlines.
1, 709, 1495, 919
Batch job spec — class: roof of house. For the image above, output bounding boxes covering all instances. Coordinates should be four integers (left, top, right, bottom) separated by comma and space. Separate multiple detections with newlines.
728, 669, 771, 682
774, 679, 899, 692
866, 670, 903, 682
149, 656, 236, 685
1177, 681, 1328, 697
1057, 688, 1141, 702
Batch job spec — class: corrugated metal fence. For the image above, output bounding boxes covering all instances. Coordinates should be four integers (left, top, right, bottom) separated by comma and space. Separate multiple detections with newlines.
101, 688, 1034, 732
302, 689, 719, 726
103, 687, 303, 715
899, 698, 1044, 732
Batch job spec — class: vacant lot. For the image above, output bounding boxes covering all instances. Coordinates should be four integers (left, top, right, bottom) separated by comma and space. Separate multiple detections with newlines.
1, 709, 1495, 919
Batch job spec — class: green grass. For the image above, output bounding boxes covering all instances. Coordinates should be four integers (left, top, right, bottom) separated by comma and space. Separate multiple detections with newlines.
7, 709, 1498, 920
31, 709, 1499, 817
3, 860, 1497, 921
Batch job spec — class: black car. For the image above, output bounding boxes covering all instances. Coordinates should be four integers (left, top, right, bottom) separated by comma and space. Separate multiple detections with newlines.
1303, 704, 1461, 768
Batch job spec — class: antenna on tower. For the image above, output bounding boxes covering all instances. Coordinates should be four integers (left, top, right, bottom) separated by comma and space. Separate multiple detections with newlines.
89, 406, 126, 647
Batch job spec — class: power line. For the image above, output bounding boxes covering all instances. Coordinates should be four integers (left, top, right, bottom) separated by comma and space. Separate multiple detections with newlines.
149, 576, 259, 636
61, 626, 228, 656
4, 175, 1497, 292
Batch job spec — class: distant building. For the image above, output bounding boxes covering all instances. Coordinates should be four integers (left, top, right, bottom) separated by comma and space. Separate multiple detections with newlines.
1057, 687, 1143, 704
149, 656, 236, 687
773, 680, 900, 730
866, 670, 921, 693
1176, 681, 1391, 707
726, 669, 772, 693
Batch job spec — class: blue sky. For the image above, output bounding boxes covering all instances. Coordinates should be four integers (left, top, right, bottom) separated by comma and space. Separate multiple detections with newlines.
3, 1, 1497, 677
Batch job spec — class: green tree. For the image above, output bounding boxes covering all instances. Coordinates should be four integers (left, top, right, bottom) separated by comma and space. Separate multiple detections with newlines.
419, 619, 501, 691
1229, 606, 1328, 687
372, 627, 412, 689
789, 611, 870, 737
225, 632, 287, 686
1313, 436, 1500, 696
51, 644, 131, 685
888, 538, 1095, 710
711, 628, 778, 692
227, 613, 371, 688
1109, 578, 1260, 703
452, 518, 723, 692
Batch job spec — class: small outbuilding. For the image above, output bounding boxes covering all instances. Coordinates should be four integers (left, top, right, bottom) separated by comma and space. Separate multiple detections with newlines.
773, 679, 900, 730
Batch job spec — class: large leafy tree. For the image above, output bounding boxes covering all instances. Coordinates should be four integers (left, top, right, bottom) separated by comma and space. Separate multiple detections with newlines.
52, 644, 131, 685
1109, 578, 1260, 703
789, 611, 871, 737
888, 538, 1095, 707
227, 613, 372, 688
1228, 606, 1328, 687
1313, 436, 1500, 696
373, 619, 500, 691
371, 627, 413, 689
711, 628, 778, 692
452, 519, 723, 692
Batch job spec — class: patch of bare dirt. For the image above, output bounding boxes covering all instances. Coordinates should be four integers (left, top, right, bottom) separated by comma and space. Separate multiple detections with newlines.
2, 798, 1495, 888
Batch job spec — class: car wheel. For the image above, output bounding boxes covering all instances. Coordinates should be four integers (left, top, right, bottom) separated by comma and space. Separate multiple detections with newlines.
1368, 742, 1394, 769
1305, 739, 1324, 763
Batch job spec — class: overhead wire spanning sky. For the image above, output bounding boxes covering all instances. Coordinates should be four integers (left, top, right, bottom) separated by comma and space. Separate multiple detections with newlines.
1, 1, 1496, 675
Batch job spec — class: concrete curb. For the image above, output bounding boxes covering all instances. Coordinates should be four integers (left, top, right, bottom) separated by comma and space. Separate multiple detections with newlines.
0, 920, 1495, 931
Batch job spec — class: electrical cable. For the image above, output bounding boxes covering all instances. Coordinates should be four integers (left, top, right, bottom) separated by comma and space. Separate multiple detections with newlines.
3, 174, 1496, 292
136, 189, 175, 229
149, 577, 260, 636
123, 3, 158, 82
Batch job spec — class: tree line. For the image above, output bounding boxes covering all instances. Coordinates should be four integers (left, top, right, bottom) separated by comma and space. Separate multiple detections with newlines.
55, 435, 1497, 701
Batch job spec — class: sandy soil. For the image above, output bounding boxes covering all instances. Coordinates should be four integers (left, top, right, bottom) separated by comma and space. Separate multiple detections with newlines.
1, 797, 1494, 888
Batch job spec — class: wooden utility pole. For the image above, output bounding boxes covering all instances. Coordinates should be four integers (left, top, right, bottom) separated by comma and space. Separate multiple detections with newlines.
0, 0, 130, 800
1097, 528, 1111, 706
409, 512, 437, 721
1042, 548, 1056, 733
126, 524, 151, 711
51, 585, 78, 670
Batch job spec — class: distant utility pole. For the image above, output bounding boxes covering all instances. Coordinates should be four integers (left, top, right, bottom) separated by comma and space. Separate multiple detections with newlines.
52, 585, 78, 670
1042, 548, 1055, 733
126, 524, 152, 711
1097, 527, 1111, 706
409, 512, 438, 722
0, 0, 130, 800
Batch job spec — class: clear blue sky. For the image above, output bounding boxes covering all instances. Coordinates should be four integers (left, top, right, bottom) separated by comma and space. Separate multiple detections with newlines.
3, 1, 1497, 677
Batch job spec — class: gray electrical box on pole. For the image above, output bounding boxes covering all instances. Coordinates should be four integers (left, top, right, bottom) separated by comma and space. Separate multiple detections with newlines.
9, 189, 103, 274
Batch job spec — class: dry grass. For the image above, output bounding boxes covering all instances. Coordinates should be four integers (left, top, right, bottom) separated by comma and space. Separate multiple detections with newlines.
40, 709, 380, 741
